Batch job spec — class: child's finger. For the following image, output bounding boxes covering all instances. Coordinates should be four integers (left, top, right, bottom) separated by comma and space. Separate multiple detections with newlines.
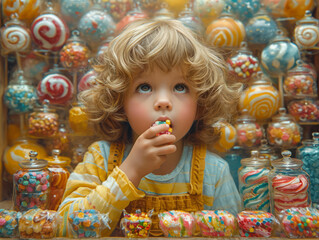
152, 134, 176, 146
154, 144, 177, 156
144, 124, 170, 138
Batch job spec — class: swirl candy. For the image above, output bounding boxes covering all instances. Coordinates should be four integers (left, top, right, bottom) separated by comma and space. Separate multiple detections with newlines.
37, 73, 73, 105
194, 210, 236, 237
0, 210, 21, 238
78, 70, 97, 92
158, 210, 195, 237
2, 0, 41, 23
212, 121, 237, 153
31, 12, 69, 51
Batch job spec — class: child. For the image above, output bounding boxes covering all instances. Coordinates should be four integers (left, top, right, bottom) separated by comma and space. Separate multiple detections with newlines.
58, 19, 242, 237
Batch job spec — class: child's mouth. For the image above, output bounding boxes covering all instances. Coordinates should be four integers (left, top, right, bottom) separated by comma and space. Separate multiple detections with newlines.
152, 119, 173, 135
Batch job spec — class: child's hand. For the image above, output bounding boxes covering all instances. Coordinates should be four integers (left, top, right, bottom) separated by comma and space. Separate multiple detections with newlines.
119, 123, 176, 187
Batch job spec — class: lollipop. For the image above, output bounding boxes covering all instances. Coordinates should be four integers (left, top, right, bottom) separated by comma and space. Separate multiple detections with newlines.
206, 13, 245, 48
37, 71, 73, 105
31, 5, 70, 51
193, 0, 226, 26
212, 121, 237, 153
2, 0, 41, 23
102, 0, 133, 21
78, 69, 97, 92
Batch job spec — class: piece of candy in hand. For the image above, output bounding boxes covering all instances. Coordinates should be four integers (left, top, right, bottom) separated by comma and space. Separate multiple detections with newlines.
152, 120, 173, 136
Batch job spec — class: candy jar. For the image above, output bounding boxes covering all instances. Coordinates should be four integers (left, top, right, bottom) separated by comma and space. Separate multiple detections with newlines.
226, 42, 259, 83
193, 0, 226, 26
44, 123, 71, 155
28, 100, 59, 138
152, 3, 174, 20
283, 60, 317, 97
13, 151, 51, 212
177, 4, 205, 37
69, 102, 93, 136
0, 210, 21, 238
78, 69, 97, 92
258, 139, 279, 162
31, 2, 69, 51
269, 150, 311, 215
245, 8, 278, 45
238, 150, 271, 211
227, 0, 260, 24
37, 68, 74, 105
4, 70, 38, 114
296, 132, 319, 208
206, 12, 245, 48
121, 209, 153, 238
267, 108, 302, 149
72, 143, 87, 168
60, 30, 91, 72
288, 98, 319, 122
239, 72, 280, 121
2, 0, 41, 24
45, 149, 71, 210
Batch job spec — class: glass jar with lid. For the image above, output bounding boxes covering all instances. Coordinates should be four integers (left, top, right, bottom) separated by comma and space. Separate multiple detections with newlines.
296, 132, 319, 208
258, 139, 279, 162
269, 150, 311, 215
13, 151, 51, 212
266, 107, 302, 149
28, 100, 59, 138
238, 150, 271, 211
68, 101, 93, 136
45, 149, 72, 210
287, 98, 319, 122
235, 109, 263, 148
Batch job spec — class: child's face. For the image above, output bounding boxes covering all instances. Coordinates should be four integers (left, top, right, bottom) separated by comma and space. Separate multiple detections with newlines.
124, 66, 198, 143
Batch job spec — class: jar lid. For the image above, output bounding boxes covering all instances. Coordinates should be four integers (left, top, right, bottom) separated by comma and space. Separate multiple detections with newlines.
258, 139, 275, 154
45, 149, 71, 167
240, 150, 270, 167
236, 109, 256, 123
271, 107, 295, 122
271, 150, 303, 169
250, 71, 273, 86
33, 99, 56, 113
19, 151, 48, 169
296, 10, 319, 25
66, 30, 87, 45
287, 60, 314, 76
9, 70, 32, 85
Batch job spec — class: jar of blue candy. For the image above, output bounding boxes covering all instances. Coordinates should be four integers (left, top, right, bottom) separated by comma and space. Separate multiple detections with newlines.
296, 132, 319, 209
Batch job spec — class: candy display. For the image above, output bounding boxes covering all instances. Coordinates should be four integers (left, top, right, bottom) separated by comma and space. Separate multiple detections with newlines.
237, 210, 278, 237
4, 138, 47, 175
212, 121, 237, 153
239, 72, 280, 121
227, 42, 259, 83
37, 72, 73, 105
31, 8, 70, 51
152, 119, 172, 135
13, 151, 51, 212
193, 0, 225, 26
69, 103, 93, 136
261, 32, 300, 77
194, 210, 237, 237
120, 209, 152, 238
68, 209, 104, 238
227, 0, 260, 23
19, 209, 60, 239
177, 5, 205, 37
0, 209, 21, 238
288, 99, 319, 122
297, 133, 319, 208
267, 108, 302, 148
245, 8, 278, 45
158, 210, 195, 237
115, 7, 148, 35
239, 150, 271, 211
78, 7, 115, 49
294, 10, 319, 49
2, 0, 41, 23
206, 13, 245, 48
235, 109, 263, 148
78, 70, 97, 92
269, 150, 311, 215
59, 31, 91, 71
279, 207, 319, 238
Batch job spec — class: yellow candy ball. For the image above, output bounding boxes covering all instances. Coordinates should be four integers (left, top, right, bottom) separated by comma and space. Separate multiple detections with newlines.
212, 121, 237, 153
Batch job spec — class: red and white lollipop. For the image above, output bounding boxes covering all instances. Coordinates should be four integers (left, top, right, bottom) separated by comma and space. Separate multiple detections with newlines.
37, 73, 73, 104
78, 70, 97, 92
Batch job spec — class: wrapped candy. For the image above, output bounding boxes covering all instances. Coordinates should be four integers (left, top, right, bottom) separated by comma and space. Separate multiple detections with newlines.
177, 4, 205, 37
121, 209, 152, 238
0, 210, 21, 238
78, 69, 97, 91
194, 210, 237, 237
193, 0, 226, 26
288, 99, 319, 122
158, 210, 195, 237
19, 209, 60, 239
2, 0, 41, 23
269, 151, 311, 215
212, 121, 237, 153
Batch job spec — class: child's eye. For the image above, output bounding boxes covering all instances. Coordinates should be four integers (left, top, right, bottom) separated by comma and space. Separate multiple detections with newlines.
174, 83, 188, 93
137, 83, 151, 93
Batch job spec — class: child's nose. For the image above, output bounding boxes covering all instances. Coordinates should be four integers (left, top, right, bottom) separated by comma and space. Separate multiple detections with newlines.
154, 92, 172, 111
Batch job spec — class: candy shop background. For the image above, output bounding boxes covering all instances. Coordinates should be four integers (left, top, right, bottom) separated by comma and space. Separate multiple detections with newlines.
0, 0, 319, 211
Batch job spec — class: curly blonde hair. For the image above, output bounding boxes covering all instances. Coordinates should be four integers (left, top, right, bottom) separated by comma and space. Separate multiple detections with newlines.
79, 19, 242, 145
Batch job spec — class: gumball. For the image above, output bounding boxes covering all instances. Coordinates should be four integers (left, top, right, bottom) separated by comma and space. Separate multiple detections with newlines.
245, 8, 278, 45
37, 71, 73, 105
60, 0, 92, 30
177, 5, 205, 37
0, 16, 31, 55
206, 13, 245, 48
212, 121, 237, 153
4, 138, 47, 175
78, 6, 115, 49
227, 0, 260, 23
294, 10, 319, 50
162, 0, 189, 16
261, 32, 300, 77
102, 0, 133, 21
193, 0, 226, 26
78, 70, 97, 92
60, 31, 91, 72
31, 7, 70, 51
2, 0, 41, 23
239, 72, 280, 121
115, 7, 148, 35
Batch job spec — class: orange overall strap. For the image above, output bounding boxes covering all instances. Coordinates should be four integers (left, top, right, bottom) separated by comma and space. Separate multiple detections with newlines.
189, 144, 206, 195
107, 142, 125, 176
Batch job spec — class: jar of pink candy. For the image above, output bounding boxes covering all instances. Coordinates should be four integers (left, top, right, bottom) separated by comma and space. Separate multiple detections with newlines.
13, 151, 51, 212
288, 98, 319, 122
235, 109, 263, 148
266, 108, 302, 149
